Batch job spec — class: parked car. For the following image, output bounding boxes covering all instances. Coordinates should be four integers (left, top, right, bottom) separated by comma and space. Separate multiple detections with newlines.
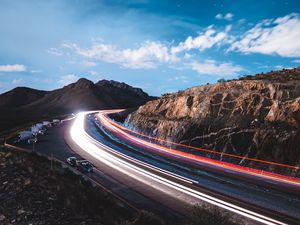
43, 121, 52, 127
76, 160, 93, 173
31, 123, 46, 135
18, 131, 35, 142
52, 119, 61, 125
66, 157, 77, 167
27, 137, 37, 144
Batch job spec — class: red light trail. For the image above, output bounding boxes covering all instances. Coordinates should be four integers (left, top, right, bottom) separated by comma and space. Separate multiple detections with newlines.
97, 110, 300, 187
71, 111, 292, 224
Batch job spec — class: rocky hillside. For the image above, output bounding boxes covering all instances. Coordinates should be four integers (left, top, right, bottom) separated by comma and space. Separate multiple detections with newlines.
0, 149, 134, 224
125, 67, 300, 168
0, 148, 237, 225
0, 78, 153, 134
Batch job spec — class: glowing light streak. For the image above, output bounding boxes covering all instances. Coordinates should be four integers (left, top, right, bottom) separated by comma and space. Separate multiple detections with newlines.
97, 111, 300, 187
106, 113, 299, 170
70, 112, 288, 225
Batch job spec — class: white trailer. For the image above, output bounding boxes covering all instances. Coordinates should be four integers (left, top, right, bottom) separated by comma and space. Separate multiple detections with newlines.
18, 131, 35, 142
35, 123, 44, 129
52, 119, 60, 125
31, 125, 40, 135
43, 121, 51, 127
27, 137, 37, 144
31, 123, 45, 135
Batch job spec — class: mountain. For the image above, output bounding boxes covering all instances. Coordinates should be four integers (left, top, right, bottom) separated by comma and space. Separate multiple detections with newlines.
124, 67, 300, 168
96, 80, 152, 107
0, 87, 47, 108
0, 78, 153, 134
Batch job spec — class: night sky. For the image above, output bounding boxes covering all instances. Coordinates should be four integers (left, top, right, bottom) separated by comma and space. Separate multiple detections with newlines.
0, 0, 300, 95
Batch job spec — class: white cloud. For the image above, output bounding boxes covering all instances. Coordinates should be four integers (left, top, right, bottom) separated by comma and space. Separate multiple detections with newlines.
171, 26, 230, 54
183, 53, 192, 59
0, 64, 26, 72
81, 61, 97, 67
168, 75, 189, 83
190, 60, 244, 76
58, 74, 79, 86
53, 25, 236, 70
47, 48, 63, 56
238, 19, 246, 25
274, 65, 284, 70
122, 41, 178, 68
88, 70, 98, 76
229, 13, 300, 57
215, 13, 223, 20
224, 13, 234, 21
215, 13, 234, 21
62, 41, 178, 69
12, 78, 24, 85
30, 70, 42, 73
292, 59, 300, 63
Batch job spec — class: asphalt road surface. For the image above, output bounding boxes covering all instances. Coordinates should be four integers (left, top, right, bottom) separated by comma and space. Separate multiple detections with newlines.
13, 112, 300, 225
20, 118, 185, 224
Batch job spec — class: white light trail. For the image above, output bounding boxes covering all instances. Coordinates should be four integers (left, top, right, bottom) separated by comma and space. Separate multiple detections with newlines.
70, 111, 288, 225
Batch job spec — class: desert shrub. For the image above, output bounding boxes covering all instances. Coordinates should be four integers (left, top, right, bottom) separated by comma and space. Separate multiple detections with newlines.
185, 204, 238, 225
121, 210, 165, 225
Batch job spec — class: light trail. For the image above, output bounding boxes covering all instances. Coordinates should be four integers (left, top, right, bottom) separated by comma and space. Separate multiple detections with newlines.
70, 111, 289, 225
106, 113, 300, 170
116, 122, 299, 169
96, 111, 300, 187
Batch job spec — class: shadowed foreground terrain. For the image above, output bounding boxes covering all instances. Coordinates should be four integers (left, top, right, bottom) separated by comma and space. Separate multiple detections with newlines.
0, 148, 238, 225
0, 149, 134, 225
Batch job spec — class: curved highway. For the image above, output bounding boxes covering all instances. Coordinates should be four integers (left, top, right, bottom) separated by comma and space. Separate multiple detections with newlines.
68, 110, 300, 225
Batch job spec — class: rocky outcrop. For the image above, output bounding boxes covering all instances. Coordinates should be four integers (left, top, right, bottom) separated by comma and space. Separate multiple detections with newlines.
125, 69, 300, 168
96, 79, 151, 99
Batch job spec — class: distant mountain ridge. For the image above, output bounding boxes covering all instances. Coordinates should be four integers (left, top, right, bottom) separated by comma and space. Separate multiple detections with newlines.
96, 79, 148, 98
0, 78, 154, 134
0, 87, 47, 108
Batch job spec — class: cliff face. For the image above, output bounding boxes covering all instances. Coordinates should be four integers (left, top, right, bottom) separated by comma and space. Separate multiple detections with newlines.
125, 70, 300, 167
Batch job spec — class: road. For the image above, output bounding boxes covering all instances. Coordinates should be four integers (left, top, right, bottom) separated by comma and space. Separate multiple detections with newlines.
12, 110, 300, 225
14, 116, 184, 223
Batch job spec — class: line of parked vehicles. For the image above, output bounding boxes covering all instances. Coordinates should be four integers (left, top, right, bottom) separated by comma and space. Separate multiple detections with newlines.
15, 119, 61, 144
14, 118, 93, 173
14, 117, 94, 173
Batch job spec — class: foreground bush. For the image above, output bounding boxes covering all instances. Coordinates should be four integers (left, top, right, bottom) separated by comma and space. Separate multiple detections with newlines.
185, 204, 239, 225
0, 149, 133, 224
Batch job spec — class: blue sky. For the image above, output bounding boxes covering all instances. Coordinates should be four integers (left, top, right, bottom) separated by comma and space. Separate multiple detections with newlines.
0, 0, 300, 96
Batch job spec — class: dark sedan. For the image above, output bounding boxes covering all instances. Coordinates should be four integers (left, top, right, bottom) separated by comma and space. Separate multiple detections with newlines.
66, 157, 77, 167
76, 160, 93, 173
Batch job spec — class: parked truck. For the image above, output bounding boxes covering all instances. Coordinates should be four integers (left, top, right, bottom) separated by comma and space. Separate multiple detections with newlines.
52, 119, 61, 125
43, 121, 51, 127
18, 131, 35, 142
31, 123, 45, 135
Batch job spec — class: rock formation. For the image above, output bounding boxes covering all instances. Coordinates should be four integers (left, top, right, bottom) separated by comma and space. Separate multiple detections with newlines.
125, 68, 300, 170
